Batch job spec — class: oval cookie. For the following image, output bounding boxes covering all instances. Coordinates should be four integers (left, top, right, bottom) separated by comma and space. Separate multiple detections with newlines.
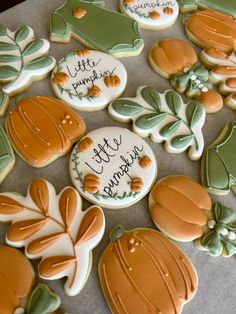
99, 226, 198, 314
51, 50, 127, 111
119, 0, 179, 30
6, 96, 85, 167
69, 127, 157, 209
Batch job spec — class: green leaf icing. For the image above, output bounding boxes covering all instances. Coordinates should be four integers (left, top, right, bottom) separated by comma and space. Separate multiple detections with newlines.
49, 0, 144, 56
201, 122, 236, 194
24, 56, 54, 71
177, 0, 236, 17
0, 42, 18, 51
0, 92, 9, 116
165, 90, 181, 115
27, 284, 61, 314
199, 202, 236, 257
0, 125, 15, 177
0, 65, 18, 80
14, 25, 30, 43
186, 100, 204, 128
22, 39, 44, 57
0, 55, 21, 63
109, 87, 205, 160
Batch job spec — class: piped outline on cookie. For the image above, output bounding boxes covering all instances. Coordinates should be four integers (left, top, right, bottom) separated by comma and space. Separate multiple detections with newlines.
51, 49, 127, 111
0, 178, 105, 296
108, 86, 206, 160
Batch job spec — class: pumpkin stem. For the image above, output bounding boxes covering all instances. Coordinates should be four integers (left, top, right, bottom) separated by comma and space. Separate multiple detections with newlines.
109, 225, 126, 242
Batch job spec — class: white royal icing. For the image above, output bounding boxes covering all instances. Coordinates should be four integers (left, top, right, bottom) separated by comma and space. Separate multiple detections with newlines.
69, 127, 158, 209
51, 50, 127, 111
119, 0, 179, 29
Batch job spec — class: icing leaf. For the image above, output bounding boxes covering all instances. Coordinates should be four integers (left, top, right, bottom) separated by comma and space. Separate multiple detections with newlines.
165, 90, 181, 115
76, 206, 104, 246
0, 195, 23, 214
0, 65, 18, 80
14, 25, 30, 43
27, 284, 60, 314
50, 12, 68, 40
24, 56, 54, 71
0, 92, 9, 115
135, 113, 167, 129
159, 120, 182, 137
171, 134, 194, 149
22, 39, 44, 57
0, 55, 21, 63
39, 256, 76, 278
0, 24, 7, 36
111, 99, 143, 116
221, 237, 236, 256
214, 202, 236, 224
59, 187, 77, 227
7, 219, 47, 242
29, 179, 49, 215
186, 100, 204, 128
201, 230, 222, 256
141, 86, 161, 111
0, 42, 18, 51
27, 232, 65, 255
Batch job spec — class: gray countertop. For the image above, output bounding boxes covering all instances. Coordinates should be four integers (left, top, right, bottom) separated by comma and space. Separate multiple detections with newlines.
0, 1, 236, 313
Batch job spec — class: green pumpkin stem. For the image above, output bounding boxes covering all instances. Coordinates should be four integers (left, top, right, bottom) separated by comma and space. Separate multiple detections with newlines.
109, 225, 126, 242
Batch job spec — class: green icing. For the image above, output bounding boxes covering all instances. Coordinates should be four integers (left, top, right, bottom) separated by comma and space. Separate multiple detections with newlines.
23, 56, 55, 71
22, 39, 44, 57
199, 202, 236, 257
171, 63, 212, 95
202, 122, 236, 194
109, 225, 126, 242
110, 87, 205, 159
49, 0, 144, 55
177, 0, 236, 16
14, 25, 30, 43
0, 125, 15, 172
0, 92, 9, 116
27, 284, 60, 314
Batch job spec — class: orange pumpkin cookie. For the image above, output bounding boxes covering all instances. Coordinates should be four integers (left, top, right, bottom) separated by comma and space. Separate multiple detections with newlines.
99, 225, 198, 314
6, 96, 85, 167
149, 38, 223, 113
0, 246, 34, 314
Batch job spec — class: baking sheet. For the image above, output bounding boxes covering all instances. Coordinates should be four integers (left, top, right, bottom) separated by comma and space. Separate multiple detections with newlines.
0, 0, 236, 313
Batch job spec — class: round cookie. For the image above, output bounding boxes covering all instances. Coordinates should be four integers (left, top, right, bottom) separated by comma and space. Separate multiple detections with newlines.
51, 49, 127, 111
6, 96, 85, 167
119, 0, 179, 30
69, 127, 157, 209
99, 225, 198, 314
0, 179, 105, 296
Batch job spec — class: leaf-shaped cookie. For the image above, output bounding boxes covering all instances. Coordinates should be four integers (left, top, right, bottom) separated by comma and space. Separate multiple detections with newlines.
29, 179, 49, 215
109, 87, 206, 160
0, 179, 105, 296
14, 25, 30, 43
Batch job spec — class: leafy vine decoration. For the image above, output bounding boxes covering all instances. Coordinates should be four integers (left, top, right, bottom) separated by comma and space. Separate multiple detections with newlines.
0, 179, 105, 296
109, 86, 205, 160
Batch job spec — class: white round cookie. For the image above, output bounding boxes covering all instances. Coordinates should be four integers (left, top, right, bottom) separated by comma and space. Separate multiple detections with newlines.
119, 0, 179, 30
69, 127, 158, 209
51, 49, 127, 111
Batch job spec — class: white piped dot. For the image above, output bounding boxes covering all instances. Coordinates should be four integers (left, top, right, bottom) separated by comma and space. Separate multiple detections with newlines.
221, 228, 228, 236
191, 74, 196, 81
208, 219, 216, 229
228, 231, 236, 240
201, 87, 208, 92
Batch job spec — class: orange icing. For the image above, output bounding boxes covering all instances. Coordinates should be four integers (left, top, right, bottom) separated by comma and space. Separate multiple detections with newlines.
186, 10, 236, 52
77, 49, 90, 57
0, 246, 34, 314
149, 176, 212, 241
83, 174, 100, 193
73, 7, 87, 19
226, 78, 236, 88
199, 90, 223, 112
150, 39, 197, 76
52, 72, 69, 85
139, 155, 152, 169
213, 66, 236, 75
77, 137, 94, 152
149, 11, 160, 20
99, 228, 197, 314
6, 96, 85, 167
130, 177, 143, 192
104, 75, 121, 88
204, 47, 228, 60
163, 7, 173, 15
87, 85, 101, 97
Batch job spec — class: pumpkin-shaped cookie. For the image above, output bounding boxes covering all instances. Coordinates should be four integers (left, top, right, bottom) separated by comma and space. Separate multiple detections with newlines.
99, 226, 198, 314
0, 246, 34, 314
6, 96, 85, 167
149, 175, 212, 241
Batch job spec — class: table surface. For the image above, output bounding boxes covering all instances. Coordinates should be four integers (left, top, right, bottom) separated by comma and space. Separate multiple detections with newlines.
0, 1, 236, 313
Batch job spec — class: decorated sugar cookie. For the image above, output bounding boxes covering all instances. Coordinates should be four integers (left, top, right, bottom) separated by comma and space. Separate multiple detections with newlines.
201, 122, 236, 196
69, 127, 157, 209
99, 225, 198, 313
200, 47, 236, 110
51, 49, 127, 111
119, 0, 179, 30
109, 87, 205, 160
185, 10, 236, 53
0, 125, 15, 184
0, 24, 55, 115
178, 0, 236, 16
50, 0, 144, 57
149, 175, 236, 257
6, 96, 85, 167
149, 39, 223, 113
0, 179, 105, 296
